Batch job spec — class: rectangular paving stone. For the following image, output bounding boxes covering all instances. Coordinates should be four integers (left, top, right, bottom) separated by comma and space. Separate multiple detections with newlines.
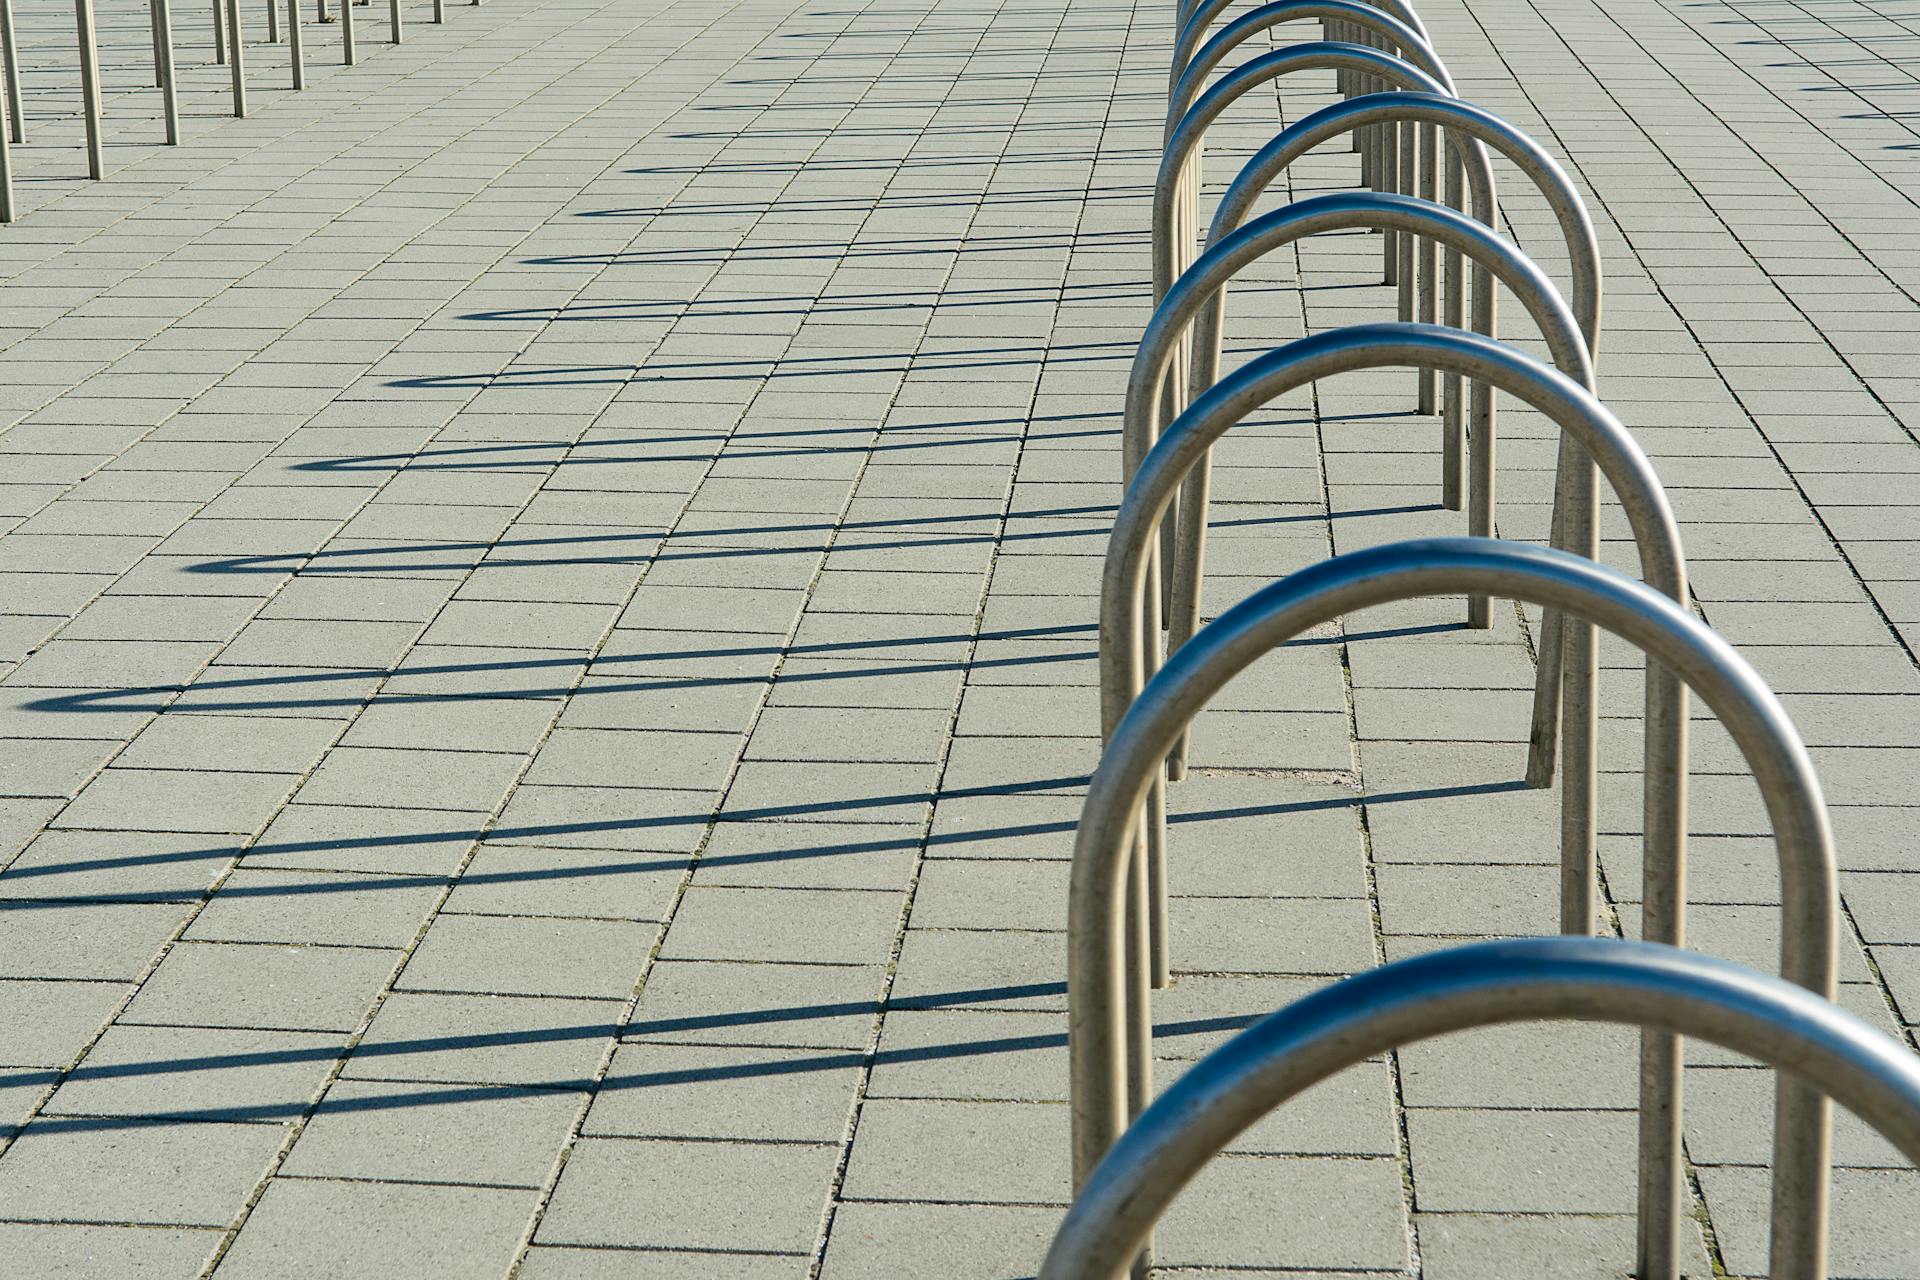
538, 1136, 838, 1253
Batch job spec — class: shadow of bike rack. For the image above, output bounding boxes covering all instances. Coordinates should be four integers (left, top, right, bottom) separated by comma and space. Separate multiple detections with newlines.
1072, 536, 1838, 1280
1054, 935, 1887, 1280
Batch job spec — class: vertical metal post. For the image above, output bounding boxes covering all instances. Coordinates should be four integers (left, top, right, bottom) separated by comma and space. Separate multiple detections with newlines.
0, 73, 13, 223
287, 0, 303, 86
341, 0, 355, 63
75, 0, 104, 178
150, 0, 165, 82
0, 0, 21, 144
433, 0, 442, 22
389, 0, 401, 43
154, 0, 179, 142
317, 0, 329, 21
213, 0, 227, 62
225, 0, 245, 115
267, 0, 279, 42
1416, 121, 1437, 414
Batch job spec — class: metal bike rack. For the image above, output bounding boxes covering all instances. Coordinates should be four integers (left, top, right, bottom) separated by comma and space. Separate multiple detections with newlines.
1171, 89, 1606, 793
343, 0, 356, 64
1133, 189, 1540, 707
1173, 0, 1429, 78
1072, 536, 1838, 1280
1189, 90, 1591, 521
1145, 44, 1448, 630
1109, 321, 1667, 980
1104, 327, 1695, 1259
1055, 936, 1873, 1280
1143, 192, 1584, 788
1161, 5, 1448, 349
1159, 37, 1455, 333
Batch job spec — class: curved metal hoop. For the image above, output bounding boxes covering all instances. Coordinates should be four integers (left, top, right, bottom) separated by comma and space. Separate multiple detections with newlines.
1174, 0, 1431, 73
1189, 88, 1606, 793
1073, 536, 1838, 1278
1154, 43, 1450, 309
1055, 937, 1872, 1280
1167, 0, 1447, 128
1149, 194, 1584, 650
1110, 322, 1677, 1009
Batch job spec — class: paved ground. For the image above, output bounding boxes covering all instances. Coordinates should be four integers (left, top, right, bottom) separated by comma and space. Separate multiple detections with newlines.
1, 0, 1918, 1272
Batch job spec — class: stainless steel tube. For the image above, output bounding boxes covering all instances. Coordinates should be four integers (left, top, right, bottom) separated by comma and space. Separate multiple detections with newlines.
0, 0, 22, 144
1073, 537, 1836, 1278
1056, 937, 1861, 1280
152, 0, 179, 142
225, 0, 245, 115
74, 0, 103, 177
287, 0, 302, 85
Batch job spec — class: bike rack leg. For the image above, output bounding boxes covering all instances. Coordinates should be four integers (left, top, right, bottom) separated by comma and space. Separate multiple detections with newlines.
74, 0, 104, 178
225, 0, 246, 115
0, 75, 13, 223
1441, 144, 1464, 509
1466, 258, 1497, 628
155, 0, 179, 141
389, 0, 400, 42
1417, 122, 1437, 414
0, 0, 21, 145
150, 0, 164, 81
266, 0, 278, 41
213, 0, 226, 62
287, 0, 302, 86
433, 0, 443, 23
342, 0, 355, 64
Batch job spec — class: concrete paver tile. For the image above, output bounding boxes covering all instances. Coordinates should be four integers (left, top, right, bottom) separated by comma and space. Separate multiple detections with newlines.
538, 1137, 836, 1253
214, 1177, 538, 1278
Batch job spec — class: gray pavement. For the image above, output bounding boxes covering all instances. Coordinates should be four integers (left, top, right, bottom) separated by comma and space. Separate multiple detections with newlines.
0, 0, 1917, 1273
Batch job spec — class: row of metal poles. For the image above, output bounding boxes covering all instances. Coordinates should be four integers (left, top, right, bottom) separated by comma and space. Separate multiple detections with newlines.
1047, 2, 1917, 1277
0, 0, 479, 222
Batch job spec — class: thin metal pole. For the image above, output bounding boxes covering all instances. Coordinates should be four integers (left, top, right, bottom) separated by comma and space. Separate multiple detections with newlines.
0, 74, 13, 223
1416, 121, 1437, 413
286, 0, 302, 86
0, 0, 21, 144
150, 0, 164, 81
74, 0, 104, 179
389, 0, 400, 42
225, 0, 245, 115
341, 0, 355, 63
433, 0, 443, 22
154, 0, 178, 142
317, 0, 329, 21
213, 0, 226, 61
266, 0, 278, 41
